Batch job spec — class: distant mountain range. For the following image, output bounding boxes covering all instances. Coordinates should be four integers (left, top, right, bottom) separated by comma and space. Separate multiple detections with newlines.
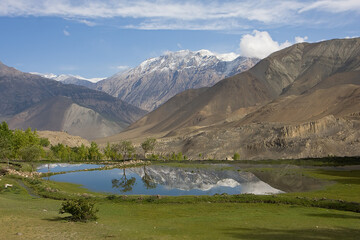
95, 50, 259, 111
31, 73, 102, 88
0, 62, 146, 139
98, 38, 360, 160
31, 50, 258, 112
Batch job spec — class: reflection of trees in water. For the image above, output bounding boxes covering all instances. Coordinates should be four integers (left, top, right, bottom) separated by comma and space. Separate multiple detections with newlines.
111, 169, 136, 193
141, 166, 156, 189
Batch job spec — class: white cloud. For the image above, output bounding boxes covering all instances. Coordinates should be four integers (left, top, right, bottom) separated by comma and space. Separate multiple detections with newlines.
239, 30, 291, 59
63, 29, 70, 36
0, 0, 358, 31
77, 19, 97, 27
299, 0, 360, 13
115, 65, 130, 71
295, 36, 308, 43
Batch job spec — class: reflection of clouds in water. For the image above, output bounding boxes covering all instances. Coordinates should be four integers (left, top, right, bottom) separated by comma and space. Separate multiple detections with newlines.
37, 163, 104, 173
241, 181, 284, 195
37, 163, 82, 169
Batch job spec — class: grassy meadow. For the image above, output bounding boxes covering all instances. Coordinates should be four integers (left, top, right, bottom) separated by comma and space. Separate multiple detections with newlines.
0, 161, 359, 239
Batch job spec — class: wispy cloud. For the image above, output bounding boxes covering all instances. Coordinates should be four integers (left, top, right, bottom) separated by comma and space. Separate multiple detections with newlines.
63, 29, 70, 36
116, 65, 130, 70
299, 0, 360, 13
0, 0, 359, 30
112, 65, 131, 72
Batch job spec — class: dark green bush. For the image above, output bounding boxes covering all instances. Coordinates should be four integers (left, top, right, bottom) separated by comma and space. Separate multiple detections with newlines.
59, 198, 98, 222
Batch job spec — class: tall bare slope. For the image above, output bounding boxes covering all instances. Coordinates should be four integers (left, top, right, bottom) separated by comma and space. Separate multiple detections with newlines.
124, 38, 360, 135
0, 61, 147, 139
100, 38, 360, 160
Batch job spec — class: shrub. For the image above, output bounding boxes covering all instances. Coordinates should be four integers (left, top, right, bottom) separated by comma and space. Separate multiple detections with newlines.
233, 153, 240, 160
59, 198, 98, 222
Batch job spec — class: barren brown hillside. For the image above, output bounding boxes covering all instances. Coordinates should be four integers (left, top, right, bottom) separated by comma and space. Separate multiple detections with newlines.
97, 38, 360, 160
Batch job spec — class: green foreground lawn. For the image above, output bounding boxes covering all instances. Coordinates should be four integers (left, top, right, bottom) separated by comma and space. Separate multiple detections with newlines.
1, 193, 359, 240
0, 164, 360, 239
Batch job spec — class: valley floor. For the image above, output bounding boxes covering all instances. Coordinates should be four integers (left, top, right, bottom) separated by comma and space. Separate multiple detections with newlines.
0, 162, 360, 240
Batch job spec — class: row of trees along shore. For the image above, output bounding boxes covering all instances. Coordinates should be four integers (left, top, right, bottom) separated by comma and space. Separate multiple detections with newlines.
0, 121, 187, 162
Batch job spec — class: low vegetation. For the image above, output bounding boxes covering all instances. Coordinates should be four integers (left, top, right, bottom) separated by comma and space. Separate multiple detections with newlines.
59, 198, 98, 222
0, 121, 189, 162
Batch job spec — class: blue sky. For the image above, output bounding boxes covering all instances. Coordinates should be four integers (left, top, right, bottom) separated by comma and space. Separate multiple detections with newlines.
0, 0, 359, 79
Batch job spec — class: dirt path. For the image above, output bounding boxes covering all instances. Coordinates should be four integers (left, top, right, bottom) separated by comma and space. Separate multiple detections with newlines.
16, 180, 40, 198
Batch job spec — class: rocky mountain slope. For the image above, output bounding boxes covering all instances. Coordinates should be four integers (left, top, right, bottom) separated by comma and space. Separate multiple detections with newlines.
96, 50, 259, 111
98, 38, 360, 160
0, 62, 147, 139
37, 130, 90, 147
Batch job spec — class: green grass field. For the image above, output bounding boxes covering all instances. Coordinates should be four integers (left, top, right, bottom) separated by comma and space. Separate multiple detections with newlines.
0, 162, 360, 239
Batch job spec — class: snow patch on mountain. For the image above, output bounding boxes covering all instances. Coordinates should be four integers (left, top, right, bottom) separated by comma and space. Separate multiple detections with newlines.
31, 72, 105, 83
97, 49, 259, 111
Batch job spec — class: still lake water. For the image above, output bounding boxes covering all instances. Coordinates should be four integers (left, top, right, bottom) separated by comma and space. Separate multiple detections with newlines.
37, 163, 285, 196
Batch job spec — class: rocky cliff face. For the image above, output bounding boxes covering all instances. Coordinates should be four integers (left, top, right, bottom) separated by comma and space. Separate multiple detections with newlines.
96, 50, 259, 111
152, 115, 360, 160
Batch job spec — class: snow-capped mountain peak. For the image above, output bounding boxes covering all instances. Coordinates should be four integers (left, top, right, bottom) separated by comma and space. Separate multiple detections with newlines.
97, 49, 259, 111
133, 49, 242, 75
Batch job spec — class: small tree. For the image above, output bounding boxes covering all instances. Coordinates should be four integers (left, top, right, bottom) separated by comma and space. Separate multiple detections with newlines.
59, 198, 98, 222
141, 138, 156, 159
119, 141, 134, 161
39, 138, 50, 147
233, 152, 240, 160
103, 142, 113, 160
19, 145, 43, 161
88, 142, 101, 161
110, 143, 122, 160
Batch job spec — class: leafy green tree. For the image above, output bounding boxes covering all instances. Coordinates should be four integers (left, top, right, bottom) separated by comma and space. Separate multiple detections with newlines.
103, 143, 122, 161
11, 127, 42, 159
78, 144, 89, 161
19, 145, 43, 161
103, 142, 113, 160
233, 152, 240, 160
119, 140, 135, 161
40, 138, 50, 147
71, 144, 89, 161
51, 143, 71, 161
141, 138, 156, 159
0, 122, 13, 161
88, 142, 101, 161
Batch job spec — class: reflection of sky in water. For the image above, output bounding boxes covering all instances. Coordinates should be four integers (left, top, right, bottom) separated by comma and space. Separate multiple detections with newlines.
42, 165, 283, 196
37, 163, 104, 173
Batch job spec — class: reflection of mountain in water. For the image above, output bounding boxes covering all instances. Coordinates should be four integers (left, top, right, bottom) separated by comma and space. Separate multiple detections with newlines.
130, 165, 283, 195
37, 163, 103, 173
38, 163, 82, 169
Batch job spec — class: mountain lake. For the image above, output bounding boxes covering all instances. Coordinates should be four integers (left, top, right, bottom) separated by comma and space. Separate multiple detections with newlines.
37, 163, 327, 196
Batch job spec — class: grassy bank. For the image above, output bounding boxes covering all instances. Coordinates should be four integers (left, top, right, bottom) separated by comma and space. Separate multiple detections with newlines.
1, 160, 360, 239
1, 189, 359, 240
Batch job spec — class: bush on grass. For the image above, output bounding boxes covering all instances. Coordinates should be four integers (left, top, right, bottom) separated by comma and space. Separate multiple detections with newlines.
59, 198, 98, 222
